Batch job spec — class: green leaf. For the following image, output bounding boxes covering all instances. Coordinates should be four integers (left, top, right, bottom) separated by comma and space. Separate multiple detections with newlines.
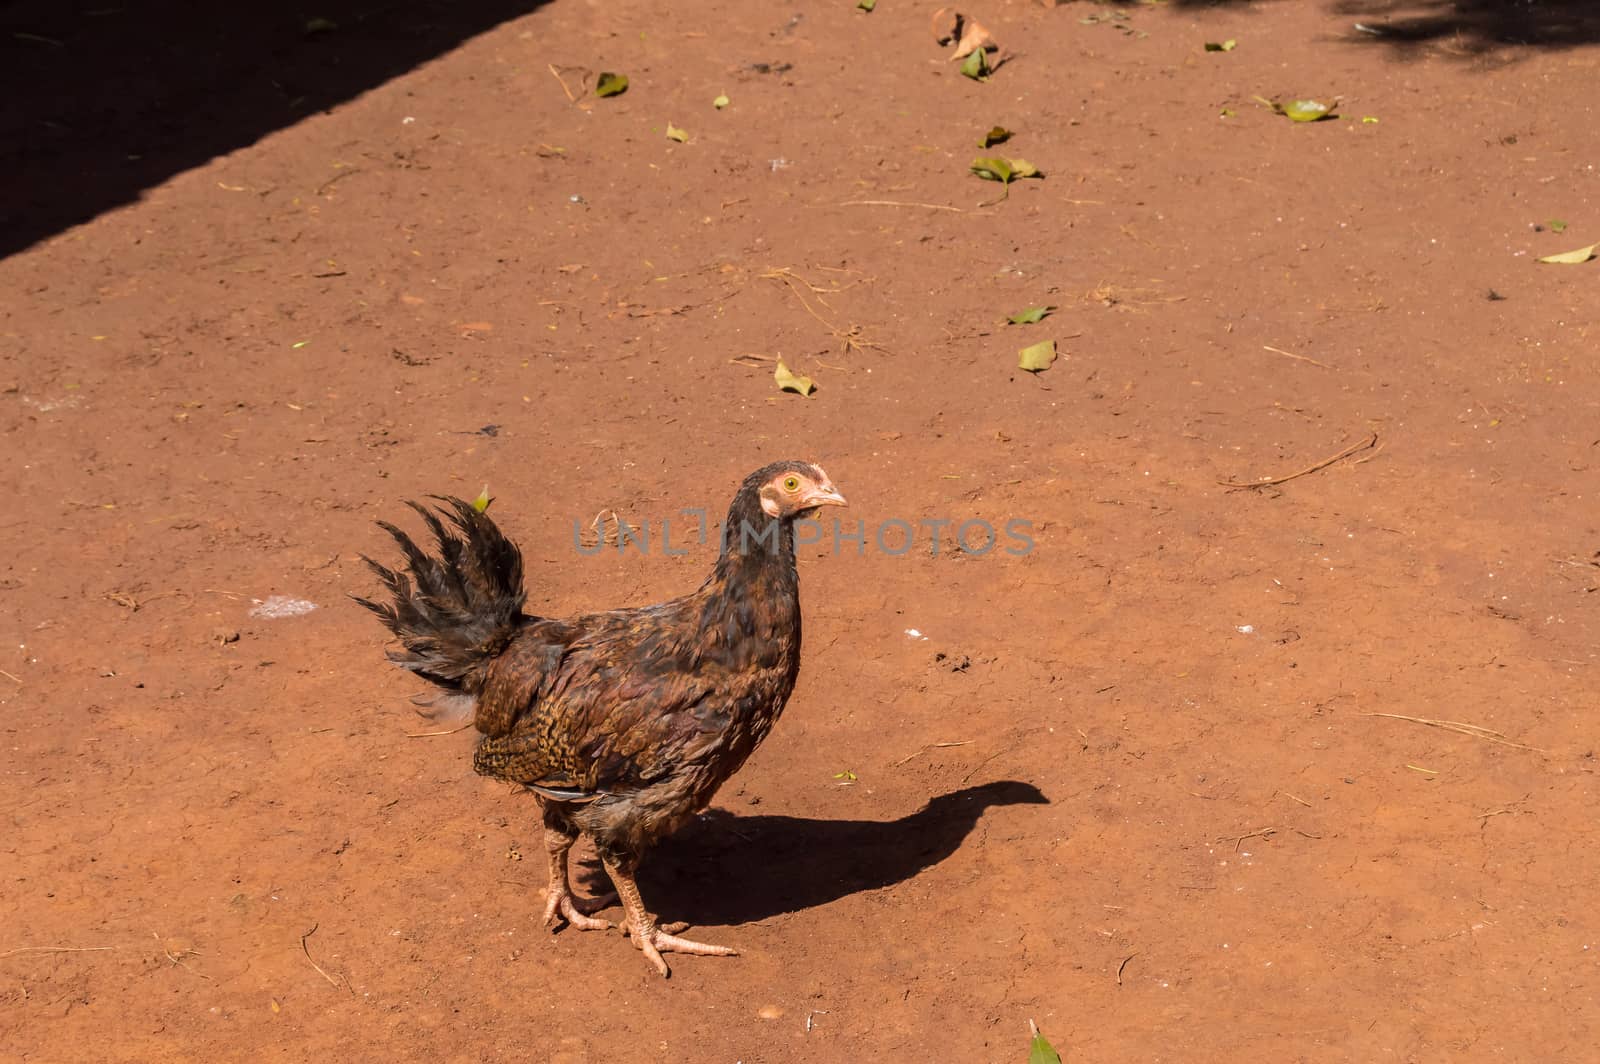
1028, 1030, 1063, 1064
1017, 339, 1057, 372
1361, 115, 1380, 123
1278, 98, 1336, 122
971, 156, 1042, 184
960, 47, 989, 81
1549, 219, 1568, 233
775, 359, 815, 396
595, 72, 629, 98
971, 156, 1014, 183
713, 93, 730, 109
666, 123, 689, 143
471, 486, 493, 512
1220, 108, 1237, 118
1537, 242, 1597, 265
1204, 39, 1236, 51
858, 0, 876, 10
981, 125, 1013, 148
1008, 305, 1055, 325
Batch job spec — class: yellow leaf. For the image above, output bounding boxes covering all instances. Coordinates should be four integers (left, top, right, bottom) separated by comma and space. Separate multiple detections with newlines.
1018, 340, 1057, 372
666, 124, 689, 143
471, 486, 492, 512
1538, 242, 1598, 264
774, 360, 814, 396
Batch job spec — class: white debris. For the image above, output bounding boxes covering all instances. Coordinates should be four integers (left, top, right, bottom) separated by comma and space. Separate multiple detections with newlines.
249, 596, 318, 619
1236, 624, 1254, 634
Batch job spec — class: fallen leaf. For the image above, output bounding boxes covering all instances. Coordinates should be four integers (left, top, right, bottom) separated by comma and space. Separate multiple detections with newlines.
952, 18, 996, 59
960, 46, 989, 81
1007, 305, 1055, 325
971, 156, 1013, 183
1260, 96, 1338, 122
858, 0, 876, 10
1017, 339, 1057, 372
666, 123, 689, 142
1007, 158, 1040, 178
932, 7, 962, 44
981, 125, 1013, 148
471, 486, 493, 512
595, 72, 629, 97
1204, 39, 1237, 51
1029, 1029, 1063, 1064
775, 360, 815, 396
1361, 115, 1380, 123
1549, 219, 1568, 233
1220, 108, 1237, 118
304, 16, 338, 35
1537, 242, 1597, 264
713, 93, 730, 109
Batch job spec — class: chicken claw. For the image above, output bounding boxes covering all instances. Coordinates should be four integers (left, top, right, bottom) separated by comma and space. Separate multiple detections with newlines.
542, 887, 615, 933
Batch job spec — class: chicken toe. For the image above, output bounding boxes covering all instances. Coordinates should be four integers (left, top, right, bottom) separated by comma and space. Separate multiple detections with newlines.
603, 857, 736, 977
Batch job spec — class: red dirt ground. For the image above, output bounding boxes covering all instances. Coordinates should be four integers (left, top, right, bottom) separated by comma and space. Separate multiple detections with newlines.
4, 1, 1600, 1060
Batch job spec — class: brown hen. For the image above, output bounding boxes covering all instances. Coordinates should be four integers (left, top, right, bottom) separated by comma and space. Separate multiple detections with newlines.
356, 461, 846, 976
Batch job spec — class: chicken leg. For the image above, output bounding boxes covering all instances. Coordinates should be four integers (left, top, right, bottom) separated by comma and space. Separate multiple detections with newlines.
602, 855, 736, 977
541, 823, 614, 932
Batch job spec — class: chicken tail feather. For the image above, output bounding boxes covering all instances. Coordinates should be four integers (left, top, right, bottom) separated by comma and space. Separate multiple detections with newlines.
353, 496, 527, 697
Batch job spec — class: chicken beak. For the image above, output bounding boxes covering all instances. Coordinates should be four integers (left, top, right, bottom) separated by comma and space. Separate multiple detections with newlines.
802, 485, 848, 509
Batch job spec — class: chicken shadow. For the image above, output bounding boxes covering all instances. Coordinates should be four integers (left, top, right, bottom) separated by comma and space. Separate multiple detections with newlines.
596, 780, 1048, 927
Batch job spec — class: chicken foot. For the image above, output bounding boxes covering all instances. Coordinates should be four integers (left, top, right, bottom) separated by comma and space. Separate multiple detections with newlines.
602, 855, 736, 977
541, 824, 615, 932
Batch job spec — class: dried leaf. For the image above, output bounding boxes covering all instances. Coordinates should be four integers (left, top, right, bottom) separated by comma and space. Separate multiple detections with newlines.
775, 359, 815, 396
1007, 305, 1055, 325
857, 0, 876, 10
595, 72, 629, 98
471, 486, 493, 512
981, 125, 1013, 148
932, 7, 962, 44
1204, 39, 1237, 51
713, 93, 730, 109
952, 18, 996, 59
666, 123, 689, 142
1017, 339, 1057, 372
1537, 242, 1597, 264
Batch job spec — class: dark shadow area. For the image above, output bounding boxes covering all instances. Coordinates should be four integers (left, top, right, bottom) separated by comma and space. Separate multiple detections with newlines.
0, 0, 551, 261
1097, 0, 1600, 55
1330, 0, 1600, 53
604, 780, 1050, 927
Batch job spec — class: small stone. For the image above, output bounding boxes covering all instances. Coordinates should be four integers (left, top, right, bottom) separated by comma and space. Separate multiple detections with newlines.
213, 628, 240, 645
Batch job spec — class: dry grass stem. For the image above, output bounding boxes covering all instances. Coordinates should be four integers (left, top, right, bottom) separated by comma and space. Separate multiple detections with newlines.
1219, 433, 1379, 490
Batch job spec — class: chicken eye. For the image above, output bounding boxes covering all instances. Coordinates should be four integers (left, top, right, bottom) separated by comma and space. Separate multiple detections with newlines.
782, 476, 800, 493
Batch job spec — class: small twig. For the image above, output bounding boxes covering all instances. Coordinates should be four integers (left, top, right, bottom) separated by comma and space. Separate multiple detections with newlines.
960, 742, 1017, 783
299, 924, 346, 992
315, 167, 361, 196
892, 739, 975, 768
1276, 791, 1312, 808
1216, 826, 1277, 852
547, 63, 577, 103
1364, 712, 1544, 753
1116, 952, 1136, 985
1218, 432, 1379, 490
1262, 344, 1331, 368
836, 199, 966, 213
0, 945, 117, 958
0, 669, 20, 685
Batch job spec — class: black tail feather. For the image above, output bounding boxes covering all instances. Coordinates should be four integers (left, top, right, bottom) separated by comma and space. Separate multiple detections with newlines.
353, 496, 527, 694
